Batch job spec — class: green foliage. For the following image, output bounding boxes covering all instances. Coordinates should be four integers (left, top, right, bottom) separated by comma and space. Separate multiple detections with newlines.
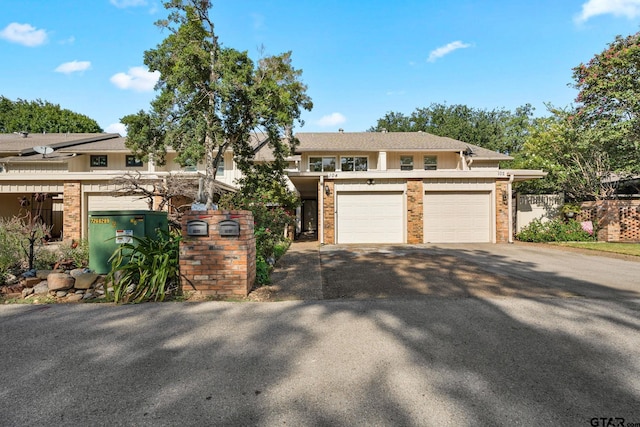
0, 96, 102, 133
369, 102, 534, 155
106, 231, 181, 303
572, 31, 640, 176
122, 0, 312, 207
516, 219, 595, 243
58, 239, 89, 268
0, 217, 24, 282
255, 256, 271, 285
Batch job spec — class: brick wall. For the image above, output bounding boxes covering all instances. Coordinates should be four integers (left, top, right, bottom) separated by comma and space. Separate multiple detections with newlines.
323, 181, 335, 244
579, 200, 640, 242
406, 179, 423, 243
495, 180, 510, 243
63, 181, 82, 243
179, 210, 256, 296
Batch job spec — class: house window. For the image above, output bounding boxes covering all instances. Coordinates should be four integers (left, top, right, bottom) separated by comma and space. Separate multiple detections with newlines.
125, 155, 143, 167
217, 156, 225, 176
90, 155, 108, 167
340, 156, 368, 172
423, 156, 437, 170
309, 156, 336, 172
400, 156, 414, 171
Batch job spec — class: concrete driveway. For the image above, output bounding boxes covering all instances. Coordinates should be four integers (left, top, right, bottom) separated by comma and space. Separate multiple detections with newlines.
318, 243, 640, 300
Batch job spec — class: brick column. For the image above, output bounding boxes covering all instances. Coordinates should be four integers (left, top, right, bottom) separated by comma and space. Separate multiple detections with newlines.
179, 210, 256, 297
63, 181, 82, 243
322, 181, 335, 244
406, 179, 423, 243
495, 180, 509, 243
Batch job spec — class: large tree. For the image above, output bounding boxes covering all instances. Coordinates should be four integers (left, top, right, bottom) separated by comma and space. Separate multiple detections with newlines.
369, 102, 534, 155
572, 31, 640, 176
122, 0, 312, 207
512, 106, 618, 200
0, 96, 102, 133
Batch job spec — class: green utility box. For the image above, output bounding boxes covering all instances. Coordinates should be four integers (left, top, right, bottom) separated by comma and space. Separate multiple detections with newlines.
88, 210, 168, 274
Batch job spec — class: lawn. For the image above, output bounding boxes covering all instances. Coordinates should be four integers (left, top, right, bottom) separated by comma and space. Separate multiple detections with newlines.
552, 242, 640, 257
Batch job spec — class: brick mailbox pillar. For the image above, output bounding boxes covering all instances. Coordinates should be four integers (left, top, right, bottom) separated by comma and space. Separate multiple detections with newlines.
179, 210, 256, 297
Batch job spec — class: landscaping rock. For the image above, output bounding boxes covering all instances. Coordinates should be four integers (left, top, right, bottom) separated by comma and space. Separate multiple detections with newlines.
66, 294, 83, 302
36, 270, 53, 280
47, 273, 75, 291
82, 292, 95, 300
22, 287, 34, 298
5, 274, 18, 285
33, 282, 49, 295
23, 277, 41, 288
69, 268, 92, 278
56, 291, 68, 298
73, 273, 99, 290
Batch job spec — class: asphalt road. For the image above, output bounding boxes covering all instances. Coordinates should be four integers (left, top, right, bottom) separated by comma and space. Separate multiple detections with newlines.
1, 295, 640, 426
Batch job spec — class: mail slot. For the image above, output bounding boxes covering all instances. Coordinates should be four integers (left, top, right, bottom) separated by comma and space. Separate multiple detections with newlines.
219, 219, 240, 236
186, 220, 209, 236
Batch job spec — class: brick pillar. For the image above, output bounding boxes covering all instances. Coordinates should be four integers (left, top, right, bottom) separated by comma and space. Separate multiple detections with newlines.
406, 179, 423, 243
179, 210, 256, 297
63, 181, 82, 243
495, 180, 509, 243
322, 181, 335, 244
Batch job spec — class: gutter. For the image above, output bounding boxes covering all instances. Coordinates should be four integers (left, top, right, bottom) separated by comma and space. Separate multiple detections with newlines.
319, 175, 324, 244
508, 172, 515, 243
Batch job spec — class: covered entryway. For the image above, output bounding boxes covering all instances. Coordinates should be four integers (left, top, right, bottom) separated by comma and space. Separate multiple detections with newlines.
424, 191, 491, 243
336, 191, 404, 243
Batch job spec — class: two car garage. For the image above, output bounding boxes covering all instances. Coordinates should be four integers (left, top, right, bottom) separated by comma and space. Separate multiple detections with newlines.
333, 182, 493, 244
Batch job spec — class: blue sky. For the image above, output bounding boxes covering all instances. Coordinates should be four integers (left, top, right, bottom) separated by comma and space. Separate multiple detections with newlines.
1, 0, 640, 135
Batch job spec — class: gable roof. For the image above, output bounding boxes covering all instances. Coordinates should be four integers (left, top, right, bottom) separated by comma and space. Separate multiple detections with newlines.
293, 132, 512, 161
0, 133, 123, 155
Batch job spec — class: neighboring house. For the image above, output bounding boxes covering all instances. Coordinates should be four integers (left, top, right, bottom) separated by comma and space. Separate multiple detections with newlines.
0, 130, 545, 245
282, 131, 545, 244
0, 132, 237, 242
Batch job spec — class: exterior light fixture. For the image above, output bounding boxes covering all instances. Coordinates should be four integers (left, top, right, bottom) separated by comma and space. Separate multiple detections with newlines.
325, 185, 331, 196
367, 179, 375, 185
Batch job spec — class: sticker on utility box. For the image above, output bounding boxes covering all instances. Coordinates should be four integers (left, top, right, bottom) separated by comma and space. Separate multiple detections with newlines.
115, 229, 134, 244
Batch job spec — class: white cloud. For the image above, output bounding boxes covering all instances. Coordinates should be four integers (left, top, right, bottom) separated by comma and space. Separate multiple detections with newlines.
0, 22, 47, 47
575, 0, 640, 23
317, 113, 347, 127
427, 40, 471, 63
110, 66, 160, 92
55, 60, 91, 74
106, 122, 127, 136
110, 0, 147, 8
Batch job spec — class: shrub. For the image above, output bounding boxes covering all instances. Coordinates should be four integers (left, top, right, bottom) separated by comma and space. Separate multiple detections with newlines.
0, 217, 24, 281
516, 218, 595, 242
106, 230, 181, 303
58, 239, 89, 268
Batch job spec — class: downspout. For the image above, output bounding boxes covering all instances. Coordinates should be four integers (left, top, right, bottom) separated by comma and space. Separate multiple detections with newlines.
508, 173, 515, 243
319, 175, 324, 245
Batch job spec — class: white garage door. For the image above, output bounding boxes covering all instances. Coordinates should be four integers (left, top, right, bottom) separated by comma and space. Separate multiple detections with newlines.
88, 194, 150, 211
424, 192, 491, 243
337, 192, 404, 244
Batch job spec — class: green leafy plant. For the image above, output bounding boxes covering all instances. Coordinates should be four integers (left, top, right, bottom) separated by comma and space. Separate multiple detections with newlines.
105, 231, 181, 303
58, 239, 89, 268
0, 217, 24, 283
516, 218, 595, 242
256, 256, 271, 285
